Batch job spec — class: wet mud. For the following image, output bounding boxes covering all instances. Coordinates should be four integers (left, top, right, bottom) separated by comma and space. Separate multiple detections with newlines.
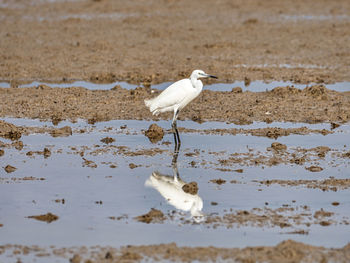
0, 85, 349, 124
1, 0, 350, 84
1, 241, 350, 263
134, 208, 166, 224
1, 118, 349, 262
1, 0, 350, 262
255, 178, 350, 192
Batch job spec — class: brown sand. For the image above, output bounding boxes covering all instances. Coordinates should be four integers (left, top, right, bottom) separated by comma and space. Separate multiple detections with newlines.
0, 85, 349, 123
1, 0, 349, 84
1, 241, 350, 263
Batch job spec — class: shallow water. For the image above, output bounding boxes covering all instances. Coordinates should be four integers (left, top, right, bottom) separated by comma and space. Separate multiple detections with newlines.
0, 118, 349, 253
0, 80, 349, 92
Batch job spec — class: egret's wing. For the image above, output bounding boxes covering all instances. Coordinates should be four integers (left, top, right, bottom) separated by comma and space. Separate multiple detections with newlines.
152, 79, 191, 110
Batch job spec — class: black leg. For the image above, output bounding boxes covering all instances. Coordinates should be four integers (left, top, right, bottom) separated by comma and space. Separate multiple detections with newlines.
172, 120, 181, 152
174, 109, 181, 147
171, 135, 180, 180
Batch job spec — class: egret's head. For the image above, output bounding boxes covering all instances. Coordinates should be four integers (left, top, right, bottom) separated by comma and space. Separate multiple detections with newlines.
191, 69, 218, 80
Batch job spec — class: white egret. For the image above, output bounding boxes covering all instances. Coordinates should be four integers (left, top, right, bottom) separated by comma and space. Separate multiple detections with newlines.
145, 147, 204, 222
144, 69, 217, 146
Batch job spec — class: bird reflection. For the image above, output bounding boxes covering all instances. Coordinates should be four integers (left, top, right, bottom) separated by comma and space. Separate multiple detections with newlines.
145, 144, 204, 222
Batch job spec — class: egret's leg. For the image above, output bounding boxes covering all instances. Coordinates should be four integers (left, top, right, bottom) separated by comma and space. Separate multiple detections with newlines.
174, 109, 181, 147
171, 109, 181, 149
171, 136, 180, 182
171, 121, 178, 148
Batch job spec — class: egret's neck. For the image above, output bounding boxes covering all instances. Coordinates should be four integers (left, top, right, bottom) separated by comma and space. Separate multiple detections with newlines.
190, 77, 202, 90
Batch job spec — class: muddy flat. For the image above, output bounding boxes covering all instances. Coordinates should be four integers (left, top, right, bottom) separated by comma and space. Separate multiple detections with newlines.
1, 0, 350, 262
1, 118, 349, 262
1, 0, 350, 84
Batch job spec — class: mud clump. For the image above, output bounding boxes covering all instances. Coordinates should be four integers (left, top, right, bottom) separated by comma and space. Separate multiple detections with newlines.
50, 126, 72, 137
145, 124, 164, 143
210, 179, 226, 185
314, 209, 334, 219
4, 164, 17, 173
270, 86, 301, 97
270, 142, 287, 152
0, 120, 22, 140
342, 151, 350, 158
118, 251, 142, 262
43, 148, 51, 158
129, 163, 140, 169
305, 166, 323, 172
0, 149, 4, 156
69, 254, 82, 263
82, 158, 97, 168
134, 208, 165, 224
182, 182, 198, 195
319, 221, 331, 226
100, 137, 115, 144
27, 212, 59, 223
231, 87, 242, 93
26, 148, 51, 158
303, 85, 327, 97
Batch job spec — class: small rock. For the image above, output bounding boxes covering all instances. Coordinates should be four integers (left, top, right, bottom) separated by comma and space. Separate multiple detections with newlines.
100, 137, 115, 144
27, 212, 59, 223
129, 163, 139, 169
0, 149, 4, 157
4, 164, 16, 173
331, 122, 340, 130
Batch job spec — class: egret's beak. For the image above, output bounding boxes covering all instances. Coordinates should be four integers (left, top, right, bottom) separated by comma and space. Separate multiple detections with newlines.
205, 74, 218, 79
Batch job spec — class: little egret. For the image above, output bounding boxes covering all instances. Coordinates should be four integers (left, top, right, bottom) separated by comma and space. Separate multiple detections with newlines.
144, 69, 217, 147
145, 145, 204, 222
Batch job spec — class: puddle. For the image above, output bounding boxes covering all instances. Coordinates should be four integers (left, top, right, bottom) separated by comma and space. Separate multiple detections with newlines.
280, 14, 350, 22
0, 118, 349, 251
0, 80, 349, 92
